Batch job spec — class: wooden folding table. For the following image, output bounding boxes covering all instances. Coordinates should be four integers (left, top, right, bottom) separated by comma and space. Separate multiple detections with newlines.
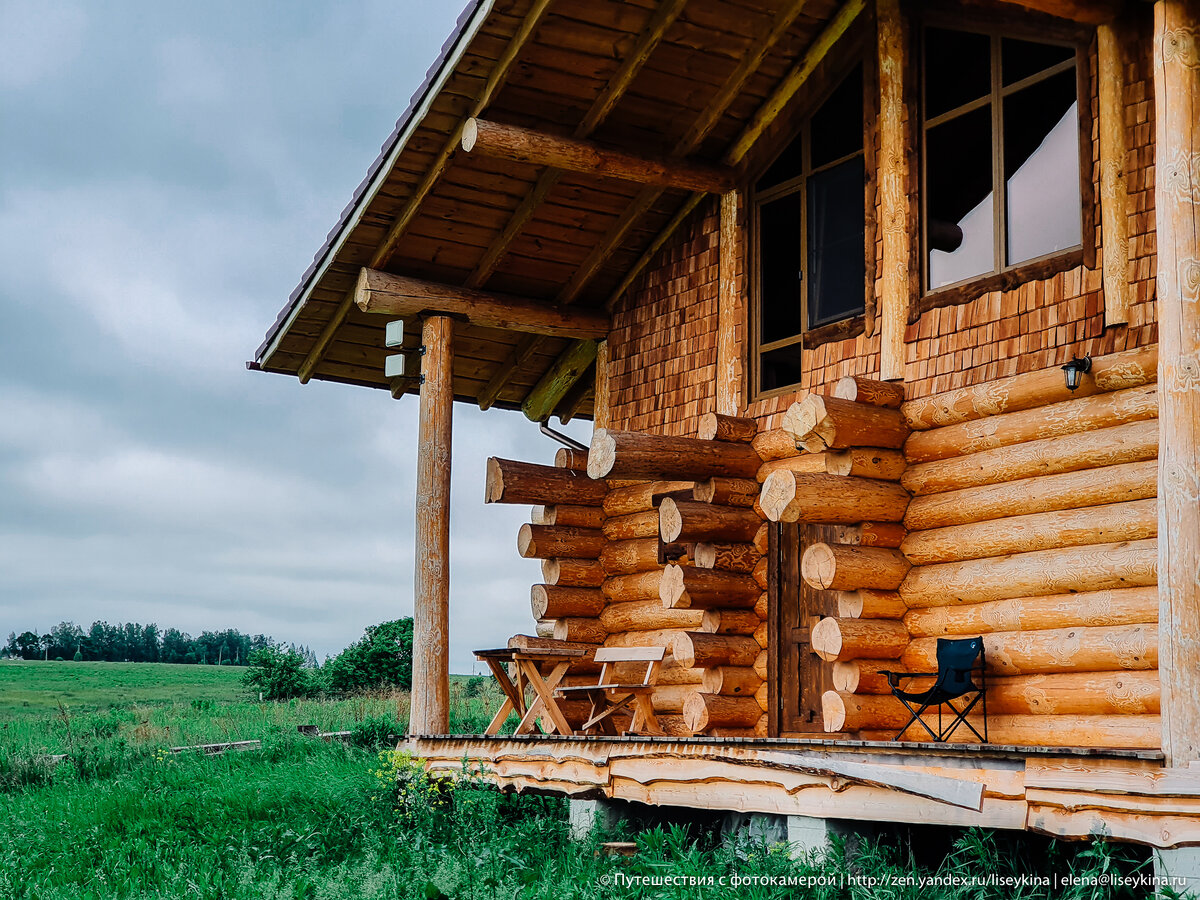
474, 647, 585, 735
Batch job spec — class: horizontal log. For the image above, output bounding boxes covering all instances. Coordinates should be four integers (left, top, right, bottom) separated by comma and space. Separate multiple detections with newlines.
837, 589, 907, 619
752, 557, 769, 590
825, 448, 907, 481
822, 690, 911, 732
902, 498, 1158, 565
753, 621, 767, 649
603, 480, 694, 516
750, 428, 800, 461
811, 617, 908, 662
589, 429, 761, 480
859, 522, 907, 548
834, 375, 905, 409
903, 623, 1158, 675
903, 586, 1159, 638
602, 629, 685, 652
693, 477, 759, 507
904, 385, 1158, 464
701, 666, 762, 696
659, 498, 761, 543
602, 570, 664, 602
693, 542, 760, 573
756, 452, 827, 483
660, 564, 761, 610
901, 419, 1159, 496
832, 659, 909, 694
517, 524, 606, 560
542, 505, 606, 528
507, 634, 601, 674
600, 539, 661, 575
755, 683, 768, 712
673, 632, 761, 668
754, 649, 767, 680
542, 558, 605, 587
899, 538, 1158, 608
531, 585, 606, 619
760, 471, 910, 524
698, 413, 757, 443
904, 459, 1158, 531
984, 670, 1160, 716
901, 346, 1158, 431
783, 395, 910, 452
553, 618, 606, 644
648, 684, 699, 714
801, 544, 911, 592
701, 609, 760, 635
554, 448, 589, 471
461, 117, 736, 194
602, 509, 660, 541
355, 268, 611, 340
599, 600, 702, 632
684, 692, 762, 731
869, 715, 1161, 749
486, 458, 606, 506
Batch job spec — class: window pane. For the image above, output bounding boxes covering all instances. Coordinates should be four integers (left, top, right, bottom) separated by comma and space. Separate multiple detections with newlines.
761, 344, 806, 392
759, 191, 805, 342
810, 65, 863, 170
807, 157, 865, 327
1004, 69, 1081, 264
757, 131, 804, 192
927, 105, 994, 288
925, 27, 991, 118
1002, 37, 1073, 86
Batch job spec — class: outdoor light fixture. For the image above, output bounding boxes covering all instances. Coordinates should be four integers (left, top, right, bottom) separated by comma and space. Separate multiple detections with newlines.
1061, 356, 1092, 391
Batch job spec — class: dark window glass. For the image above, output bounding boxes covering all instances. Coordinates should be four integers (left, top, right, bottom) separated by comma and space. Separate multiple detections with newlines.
1002, 37, 1073, 85
757, 131, 804, 192
926, 105, 994, 288
807, 157, 865, 327
810, 66, 863, 169
925, 27, 991, 118
1004, 69, 1081, 263
761, 344, 806, 393
759, 192, 805, 342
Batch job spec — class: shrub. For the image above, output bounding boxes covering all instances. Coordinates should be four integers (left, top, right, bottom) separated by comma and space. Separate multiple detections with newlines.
72, 651, 82, 662
350, 716, 401, 750
243, 646, 316, 701
326, 619, 413, 693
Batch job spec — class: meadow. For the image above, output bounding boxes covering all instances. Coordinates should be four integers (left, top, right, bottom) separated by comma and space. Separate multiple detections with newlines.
0, 659, 1158, 899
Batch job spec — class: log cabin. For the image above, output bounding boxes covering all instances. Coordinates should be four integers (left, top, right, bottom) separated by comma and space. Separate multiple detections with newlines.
250, 0, 1200, 879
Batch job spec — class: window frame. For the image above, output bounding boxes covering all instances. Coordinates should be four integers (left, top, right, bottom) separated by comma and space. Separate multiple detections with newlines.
749, 58, 870, 402
916, 14, 1095, 314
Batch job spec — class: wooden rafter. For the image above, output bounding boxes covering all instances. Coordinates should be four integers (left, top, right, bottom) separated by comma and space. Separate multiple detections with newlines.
607, 0, 867, 310
477, 333, 542, 411
461, 118, 737, 194
989, 0, 1120, 25
295, 0, 554, 384
521, 340, 599, 422
354, 268, 610, 339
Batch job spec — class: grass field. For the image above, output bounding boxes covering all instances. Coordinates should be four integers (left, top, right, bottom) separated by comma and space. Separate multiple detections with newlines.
0, 660, 1157, 899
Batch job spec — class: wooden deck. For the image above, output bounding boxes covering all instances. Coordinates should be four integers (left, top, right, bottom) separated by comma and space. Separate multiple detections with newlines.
401, 733, 1200, 849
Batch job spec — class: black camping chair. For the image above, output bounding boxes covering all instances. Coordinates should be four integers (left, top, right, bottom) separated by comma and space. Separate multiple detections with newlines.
880, 637, 988, 743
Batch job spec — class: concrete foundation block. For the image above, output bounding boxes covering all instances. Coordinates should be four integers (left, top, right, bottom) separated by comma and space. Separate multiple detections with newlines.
1154, 847, 1200, 898
787, 814, 842, 860
721, 811, 789, 846
568, 798, 626, 841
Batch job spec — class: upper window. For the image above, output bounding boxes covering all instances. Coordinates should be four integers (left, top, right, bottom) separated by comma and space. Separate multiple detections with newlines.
922, 26, 1082, 292
753, 64, 866, 394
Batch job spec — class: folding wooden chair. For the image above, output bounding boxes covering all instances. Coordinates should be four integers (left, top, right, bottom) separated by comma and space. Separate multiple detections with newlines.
555, 647, 666, 736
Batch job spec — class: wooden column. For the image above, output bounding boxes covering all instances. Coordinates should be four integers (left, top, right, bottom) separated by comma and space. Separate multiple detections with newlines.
1155, 0, 1200, 766
877, 0, 910, 381
594, 339, 610, 429
1098, 22, 1131, 326
716, 191, 742, 415
411, 315, 454, 735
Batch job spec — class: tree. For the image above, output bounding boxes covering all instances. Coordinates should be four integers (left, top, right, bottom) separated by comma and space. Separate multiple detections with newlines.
243, 646, 315, 701
325, 619, 414, 693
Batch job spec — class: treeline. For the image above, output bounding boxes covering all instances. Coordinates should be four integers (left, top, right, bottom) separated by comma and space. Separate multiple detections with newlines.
3, 621, 318, 667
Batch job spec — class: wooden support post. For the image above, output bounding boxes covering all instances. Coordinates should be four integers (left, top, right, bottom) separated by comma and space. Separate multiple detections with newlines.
1098, 22, 1131, 327
877, 0, 911, 381
1154, 0, 1200, 767
716, 191, 742, 415
411, 316, 453, 735
593, 339, 610, 429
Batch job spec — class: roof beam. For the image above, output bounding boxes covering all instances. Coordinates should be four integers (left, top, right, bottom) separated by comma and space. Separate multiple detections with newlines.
461, 117, 737, 194
354, 268, 609, 340
554, 362, 595, 424
608, 0, 867, 309
521, 340, 599, 422
295, 0, 554, 384
464, 0, 688, 291
477, 333, 542, 411
986, 0, 1120, 25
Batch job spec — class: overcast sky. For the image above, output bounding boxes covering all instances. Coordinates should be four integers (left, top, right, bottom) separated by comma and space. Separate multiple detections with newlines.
0, 0, 589, 672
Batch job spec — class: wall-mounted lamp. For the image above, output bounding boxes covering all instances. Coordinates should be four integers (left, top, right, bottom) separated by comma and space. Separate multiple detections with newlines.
1061, 356, 1092, 391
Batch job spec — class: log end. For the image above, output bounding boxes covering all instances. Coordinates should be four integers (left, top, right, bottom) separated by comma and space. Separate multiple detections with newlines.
658, 496, 683, 543
659, 563, 687, 609
693, 479, 717, 504
461, 116, 479, 152
517, 523, 535, 558
800, 543, 838, 591
697, 413, 719, 441
831, 660, 859, 693
821, 689, 847, 732
693, 542, 717, 569
682, 691, 708, 733
811, 616, 843, 662
824, 450, 853, 477
701, 610, 721, 633
587, 429, 617, 479
484, 457, 503, 503
758, 469, 797, 523
836, 590, 864, 618
672, 632, 697, 669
